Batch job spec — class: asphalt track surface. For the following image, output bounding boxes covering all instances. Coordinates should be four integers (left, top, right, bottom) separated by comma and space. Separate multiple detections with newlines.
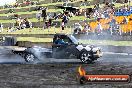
0, 47, 132, 64
0, 47, 132, 88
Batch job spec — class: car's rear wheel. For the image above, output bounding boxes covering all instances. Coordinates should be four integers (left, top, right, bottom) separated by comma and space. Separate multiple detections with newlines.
79, 51, 93, 63
24, 53, 37, 63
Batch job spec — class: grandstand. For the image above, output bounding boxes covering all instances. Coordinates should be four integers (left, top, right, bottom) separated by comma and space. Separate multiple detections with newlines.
0, 0, 96, 31
0, 0, 132, 40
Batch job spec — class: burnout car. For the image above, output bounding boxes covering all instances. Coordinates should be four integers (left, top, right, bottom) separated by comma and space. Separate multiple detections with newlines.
0, 34, 102, 63
51, 34, 102, 63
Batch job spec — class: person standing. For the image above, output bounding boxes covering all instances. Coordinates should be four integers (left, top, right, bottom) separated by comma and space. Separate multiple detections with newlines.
62, 12, 69, 24
61, 20, 65, 31
96, 22, 103, 35
36, 11, 41, 22
41, 7, 47, 22
24, 18, 32, 32
0, 23, 3, 32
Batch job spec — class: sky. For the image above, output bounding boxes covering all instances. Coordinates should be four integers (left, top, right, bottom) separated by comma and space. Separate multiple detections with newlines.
0, 0, 16, 6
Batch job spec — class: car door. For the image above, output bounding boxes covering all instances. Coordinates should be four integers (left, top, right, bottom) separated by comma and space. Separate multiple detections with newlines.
52, 35, 69, 49
52, 35, 71, 58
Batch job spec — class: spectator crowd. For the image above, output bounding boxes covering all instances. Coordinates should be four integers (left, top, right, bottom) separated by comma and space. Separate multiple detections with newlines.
1, 0, 132, 35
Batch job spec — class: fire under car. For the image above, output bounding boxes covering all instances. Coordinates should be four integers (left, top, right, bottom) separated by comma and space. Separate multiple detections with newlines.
0, 34, 102, 63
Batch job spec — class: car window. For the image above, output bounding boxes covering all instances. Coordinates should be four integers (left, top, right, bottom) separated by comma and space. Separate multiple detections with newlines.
63, 38, 72, 43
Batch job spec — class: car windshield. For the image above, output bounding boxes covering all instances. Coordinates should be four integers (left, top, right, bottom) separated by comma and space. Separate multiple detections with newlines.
69, 35, 79, 44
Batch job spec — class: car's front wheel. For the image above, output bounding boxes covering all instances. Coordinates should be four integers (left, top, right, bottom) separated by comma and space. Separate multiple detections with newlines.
79, 51, 94, 63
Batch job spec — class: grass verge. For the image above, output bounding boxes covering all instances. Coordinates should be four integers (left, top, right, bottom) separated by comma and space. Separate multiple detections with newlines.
0, 27, 72, 34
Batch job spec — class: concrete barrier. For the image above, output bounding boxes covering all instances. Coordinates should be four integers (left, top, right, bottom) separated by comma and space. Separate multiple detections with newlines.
15, 41, 132, 53
16, 41, 33, 47
1, 34, 132, 41
98, 45, 132, 54
0, 34, 54, 38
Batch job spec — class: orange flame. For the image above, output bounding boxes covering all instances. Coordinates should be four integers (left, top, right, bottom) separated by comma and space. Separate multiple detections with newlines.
78, 65, 86, 76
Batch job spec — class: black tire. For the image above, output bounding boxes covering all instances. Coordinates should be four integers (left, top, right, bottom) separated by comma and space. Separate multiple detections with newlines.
24, 53, 38, 63
79, 51, 94, 63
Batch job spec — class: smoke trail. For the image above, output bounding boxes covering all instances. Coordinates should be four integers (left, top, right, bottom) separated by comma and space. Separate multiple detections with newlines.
75, 31, 127, 54
0, 47, 25, 64
27, 46, 52, 63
